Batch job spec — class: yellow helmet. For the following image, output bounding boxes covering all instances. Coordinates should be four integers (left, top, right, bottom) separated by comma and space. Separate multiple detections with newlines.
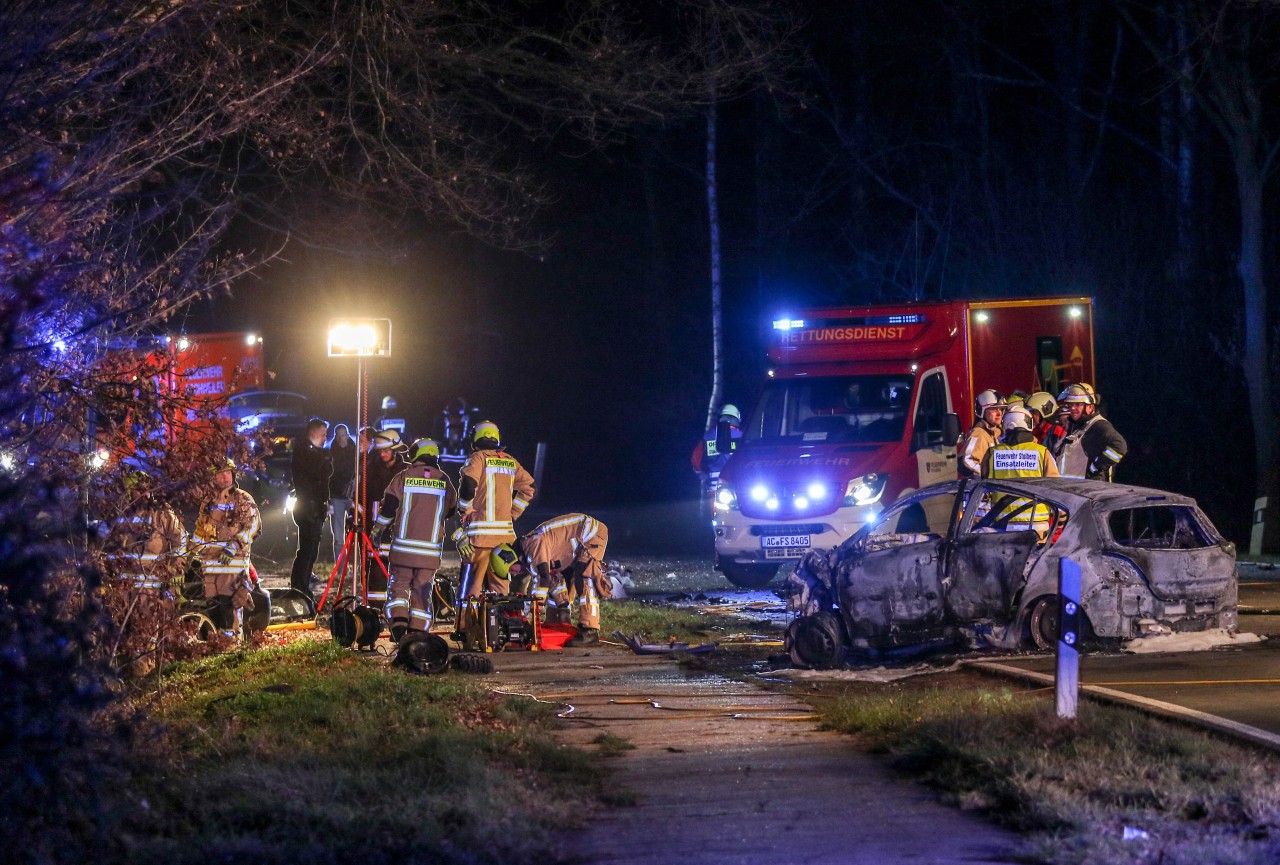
1025, 391, 1057, 420
212, 456, 236, 473
472, 420, 500, 446
124, 470, 152, 494
489, 543, 522, 580
409, 438, 440, 463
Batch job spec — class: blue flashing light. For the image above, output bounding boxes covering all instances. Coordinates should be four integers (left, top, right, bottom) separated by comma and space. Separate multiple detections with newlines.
772, 318, 806, 331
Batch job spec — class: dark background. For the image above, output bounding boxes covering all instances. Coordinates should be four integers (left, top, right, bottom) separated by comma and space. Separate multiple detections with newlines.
190, 2, 1270, 544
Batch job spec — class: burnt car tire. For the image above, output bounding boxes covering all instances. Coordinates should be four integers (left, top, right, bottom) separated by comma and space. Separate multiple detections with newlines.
1027, 595, 1094, 651
1027, 596, 1061, 651
721, 562, 780, 589
788, 612, 846, 668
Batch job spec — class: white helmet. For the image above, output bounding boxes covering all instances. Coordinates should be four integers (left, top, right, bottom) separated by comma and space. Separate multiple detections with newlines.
974, 389, 1006, 415
1057, 383, 1095, 406
719, 404, 742, 423
1002, 407, 1034, 433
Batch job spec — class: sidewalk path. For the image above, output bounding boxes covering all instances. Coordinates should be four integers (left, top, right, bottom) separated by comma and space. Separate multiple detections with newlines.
488, 647, 1022, 865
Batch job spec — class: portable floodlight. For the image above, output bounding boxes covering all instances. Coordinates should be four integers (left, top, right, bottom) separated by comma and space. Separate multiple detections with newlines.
327, 318, 392, 357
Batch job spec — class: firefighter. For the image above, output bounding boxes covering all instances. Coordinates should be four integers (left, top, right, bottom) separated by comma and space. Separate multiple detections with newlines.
374, 438, 457, 643
958, 389, 1006, 478
982, 408, 1059, 479
103, 470, 188, 597
1056, 383, 1127, 481
454, 420, 535, 596
518, 513, 611, 646
102, 470, 188, 673
1024, 391, 1065, 453
193, 458, 261, 640
352, 428, 409, 604
691, 404, 743, 499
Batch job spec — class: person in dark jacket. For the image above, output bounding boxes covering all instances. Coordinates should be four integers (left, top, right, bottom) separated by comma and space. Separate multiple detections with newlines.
1055, 384, 1127, 480
289, 417, 332, 597
326, 423, 357, 561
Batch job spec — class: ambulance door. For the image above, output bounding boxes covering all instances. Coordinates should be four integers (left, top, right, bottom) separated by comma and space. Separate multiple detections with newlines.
911, 368, 956, 486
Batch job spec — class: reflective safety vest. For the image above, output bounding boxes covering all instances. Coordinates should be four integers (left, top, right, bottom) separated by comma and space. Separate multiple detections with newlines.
986, 442, 1055, 479
459, 449, 536, 545
1057, 415, 1103, 479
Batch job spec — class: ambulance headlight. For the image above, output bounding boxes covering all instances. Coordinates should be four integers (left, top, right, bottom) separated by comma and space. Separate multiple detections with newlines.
843, 474, 887, 506
749, 484, 769, 503
714, 486, 738, 512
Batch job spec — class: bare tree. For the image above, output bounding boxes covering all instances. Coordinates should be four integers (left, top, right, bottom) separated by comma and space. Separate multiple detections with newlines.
1121, 0, 1280, 547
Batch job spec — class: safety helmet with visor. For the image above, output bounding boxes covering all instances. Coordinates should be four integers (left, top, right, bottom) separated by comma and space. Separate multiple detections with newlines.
974, 389, 1007, 416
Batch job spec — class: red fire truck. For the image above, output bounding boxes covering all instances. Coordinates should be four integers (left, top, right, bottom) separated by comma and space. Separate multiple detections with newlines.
712, 296, 1096, 587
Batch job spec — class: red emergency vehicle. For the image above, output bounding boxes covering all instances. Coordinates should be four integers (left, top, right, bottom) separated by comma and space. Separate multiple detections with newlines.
712, 296, 1096, 587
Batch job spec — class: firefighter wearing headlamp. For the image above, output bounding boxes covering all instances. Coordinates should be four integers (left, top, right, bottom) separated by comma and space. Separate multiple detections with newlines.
454, 420, 535, 596
193, 458, 261, 640
375, 438, 457, 644
518, 513, 611, 647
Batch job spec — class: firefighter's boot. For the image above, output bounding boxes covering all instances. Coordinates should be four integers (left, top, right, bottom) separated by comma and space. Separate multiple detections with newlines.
390, 618, 409, 645
565, 627, 599, 647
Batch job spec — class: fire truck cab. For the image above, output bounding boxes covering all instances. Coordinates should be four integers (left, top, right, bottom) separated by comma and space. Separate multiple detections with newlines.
712, 297, 1095, 588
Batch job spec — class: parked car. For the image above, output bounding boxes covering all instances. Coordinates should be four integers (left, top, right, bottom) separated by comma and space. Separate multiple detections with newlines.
784, 477, 1238, 666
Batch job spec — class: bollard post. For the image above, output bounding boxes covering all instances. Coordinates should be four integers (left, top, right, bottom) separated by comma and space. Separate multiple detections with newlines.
1056, 557, 1081, 719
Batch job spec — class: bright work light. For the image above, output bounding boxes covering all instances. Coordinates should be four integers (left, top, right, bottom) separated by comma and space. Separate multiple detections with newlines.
327, 318, 392, 357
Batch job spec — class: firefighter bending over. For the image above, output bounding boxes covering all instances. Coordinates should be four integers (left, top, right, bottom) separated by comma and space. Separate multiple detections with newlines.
454, 420, 535, 596
518, 513, 611, 647
958, 389, 1006, 478
193, 458, 261, 640
1056, 384, 1126, 480
375, 438, 457, 644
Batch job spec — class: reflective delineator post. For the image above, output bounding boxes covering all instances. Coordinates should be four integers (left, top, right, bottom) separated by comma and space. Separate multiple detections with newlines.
1056, 557, 1081, 719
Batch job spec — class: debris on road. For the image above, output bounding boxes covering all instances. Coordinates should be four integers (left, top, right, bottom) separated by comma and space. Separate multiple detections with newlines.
613, 631, 717, 655
757, 661, 966, 684
1122, 628, 1265, 654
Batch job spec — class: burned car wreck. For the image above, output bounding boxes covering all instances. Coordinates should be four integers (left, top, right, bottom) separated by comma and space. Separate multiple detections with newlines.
784, 478, 1238, 667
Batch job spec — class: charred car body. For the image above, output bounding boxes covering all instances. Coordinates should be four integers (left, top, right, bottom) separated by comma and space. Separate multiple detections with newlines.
785, 478, 1237, 666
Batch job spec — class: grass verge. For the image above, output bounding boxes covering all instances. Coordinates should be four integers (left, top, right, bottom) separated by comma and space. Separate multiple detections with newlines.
813, 672, 1280, 865
117, 638, 607, 865
600, 599, 722, 645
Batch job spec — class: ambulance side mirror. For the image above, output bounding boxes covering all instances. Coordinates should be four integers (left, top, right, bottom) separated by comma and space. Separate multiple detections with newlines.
943, 413, 961, 445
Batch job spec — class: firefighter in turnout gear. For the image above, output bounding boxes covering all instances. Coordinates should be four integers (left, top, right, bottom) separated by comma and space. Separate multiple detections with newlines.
456, 420, 535, 595
103, 470, 188, 597
375, 438, 457, 643
518, 513, 611, 647
1055, 383, 1127, 480
193, 458, 261, 640
958, 389, 1006, 478
103, 471, 188, 674
355, 429, 409, 604
981, 408, 1060, 479
691, 404, 743, 498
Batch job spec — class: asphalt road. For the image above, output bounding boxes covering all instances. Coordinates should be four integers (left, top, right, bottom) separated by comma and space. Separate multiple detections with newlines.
985, 561, 1280, 739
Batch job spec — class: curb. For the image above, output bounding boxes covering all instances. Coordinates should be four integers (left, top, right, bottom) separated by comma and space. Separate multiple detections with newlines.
970, 660, 1280, 753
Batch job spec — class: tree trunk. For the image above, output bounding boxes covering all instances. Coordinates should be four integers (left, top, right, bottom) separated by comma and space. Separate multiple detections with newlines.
1231, 145, 1277, 505
704, 101, 724, 431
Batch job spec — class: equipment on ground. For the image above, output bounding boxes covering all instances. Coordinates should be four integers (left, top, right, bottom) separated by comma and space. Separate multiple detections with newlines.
392, 631, 450, 674
453, 593, 542, 653
330, 595, 382, 650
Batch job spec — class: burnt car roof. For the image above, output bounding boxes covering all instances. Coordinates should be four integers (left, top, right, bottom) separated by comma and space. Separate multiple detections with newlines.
906, 478, 1199, 512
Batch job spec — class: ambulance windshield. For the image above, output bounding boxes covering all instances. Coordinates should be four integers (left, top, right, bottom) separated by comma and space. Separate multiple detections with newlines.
744, 375, 914, 444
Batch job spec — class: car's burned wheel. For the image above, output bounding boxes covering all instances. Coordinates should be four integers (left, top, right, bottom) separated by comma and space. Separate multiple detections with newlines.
1028, 596, 1060, 651
788, 612, 845, 668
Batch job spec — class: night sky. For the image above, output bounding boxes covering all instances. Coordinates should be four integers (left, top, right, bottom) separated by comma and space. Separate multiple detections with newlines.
187, 3, 1274, 544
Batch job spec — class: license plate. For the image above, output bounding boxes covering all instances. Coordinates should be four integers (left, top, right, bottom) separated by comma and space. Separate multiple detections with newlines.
764, 547, 807, 559
761, 534, 811, 549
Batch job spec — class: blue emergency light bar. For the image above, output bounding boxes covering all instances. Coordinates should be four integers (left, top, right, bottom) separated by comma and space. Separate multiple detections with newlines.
772, 318, 806, 331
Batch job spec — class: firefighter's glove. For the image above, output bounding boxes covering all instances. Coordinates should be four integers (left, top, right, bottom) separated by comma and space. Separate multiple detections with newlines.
452, 527, 474, 558
218, 544, 235, 566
